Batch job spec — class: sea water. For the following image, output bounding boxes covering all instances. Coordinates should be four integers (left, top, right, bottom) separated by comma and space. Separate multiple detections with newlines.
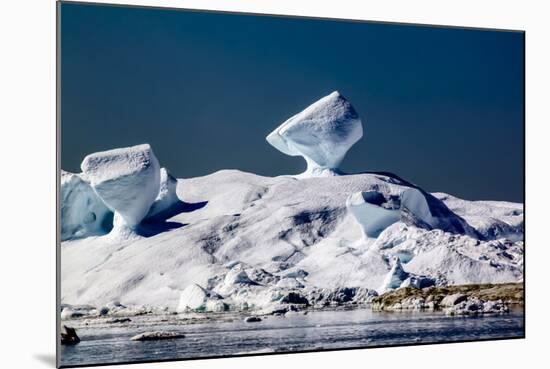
60, 308, 524, 367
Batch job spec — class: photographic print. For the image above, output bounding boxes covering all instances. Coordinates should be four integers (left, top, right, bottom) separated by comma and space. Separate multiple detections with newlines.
58, 1, 525, 367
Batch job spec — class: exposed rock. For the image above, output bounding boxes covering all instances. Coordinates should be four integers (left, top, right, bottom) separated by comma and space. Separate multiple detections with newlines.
280, 291, 309, 305
60, 325, 80, 345
445, 297, 509, 315
106, 317, 131, 324
372, 283, 522, 312
244, 316, 262, 323
305, 287, 377, 307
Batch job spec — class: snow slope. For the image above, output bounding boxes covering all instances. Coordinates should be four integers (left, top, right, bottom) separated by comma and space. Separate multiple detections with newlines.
61, 169, 523, 312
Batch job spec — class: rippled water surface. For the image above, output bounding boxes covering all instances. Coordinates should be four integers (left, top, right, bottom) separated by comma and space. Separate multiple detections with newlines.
61, 308, 524, 367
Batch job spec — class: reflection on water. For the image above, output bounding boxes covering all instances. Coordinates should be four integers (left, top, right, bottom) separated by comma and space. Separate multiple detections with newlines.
61, 308, 524, 366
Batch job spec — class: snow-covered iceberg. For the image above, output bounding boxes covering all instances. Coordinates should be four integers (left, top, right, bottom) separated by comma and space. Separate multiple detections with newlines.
80, 144, 160, 231
59, 106, 522, 312
61, 169, 523, 311
266, 91, 363, 177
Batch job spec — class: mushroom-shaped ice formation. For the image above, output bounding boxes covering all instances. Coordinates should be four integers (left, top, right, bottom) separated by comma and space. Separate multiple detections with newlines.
347, 188, 436, 239
60, 170, 113, 240
266, 91, 363, 177
80, 143, 160, 230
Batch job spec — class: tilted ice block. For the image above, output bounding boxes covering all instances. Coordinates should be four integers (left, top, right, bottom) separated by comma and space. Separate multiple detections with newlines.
80, 144, 160, 229
266, 91, 363, 177
60, 170, 113, 240
346, 191, 401, 238
146, 167, 180, 220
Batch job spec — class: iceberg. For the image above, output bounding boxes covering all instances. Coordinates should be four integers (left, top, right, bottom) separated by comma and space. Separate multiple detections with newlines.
80, 144, 160, 230
266, 91, 363, 177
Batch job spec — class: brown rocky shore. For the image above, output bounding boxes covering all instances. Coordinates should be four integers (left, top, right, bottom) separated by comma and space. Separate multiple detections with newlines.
371, 283, 523, 315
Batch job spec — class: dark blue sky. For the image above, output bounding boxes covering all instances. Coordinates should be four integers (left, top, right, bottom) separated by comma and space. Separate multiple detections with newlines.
60, 2, 524, 202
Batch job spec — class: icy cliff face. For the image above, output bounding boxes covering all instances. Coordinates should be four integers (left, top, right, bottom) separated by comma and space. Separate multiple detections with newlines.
80, 144, 160, 230
266, 91, 363, 177
60, 170, 112, 240
61, 169, 524, 311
